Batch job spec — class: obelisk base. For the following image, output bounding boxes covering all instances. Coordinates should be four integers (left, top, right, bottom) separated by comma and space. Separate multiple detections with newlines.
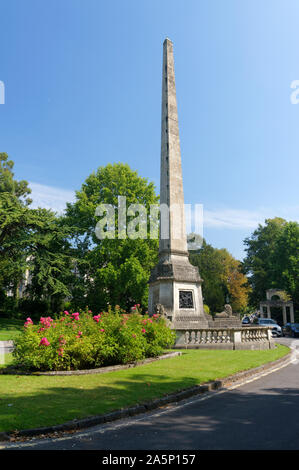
148, 252, 209, 329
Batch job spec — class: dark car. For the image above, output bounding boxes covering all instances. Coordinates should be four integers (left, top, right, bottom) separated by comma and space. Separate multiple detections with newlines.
282, 323, 299, 338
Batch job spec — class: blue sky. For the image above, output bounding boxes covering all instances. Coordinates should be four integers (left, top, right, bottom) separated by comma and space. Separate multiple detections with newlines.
0, 0, 298, 260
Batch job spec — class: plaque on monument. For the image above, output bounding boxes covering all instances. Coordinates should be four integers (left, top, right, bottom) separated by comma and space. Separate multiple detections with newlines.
179, 291, 194, 309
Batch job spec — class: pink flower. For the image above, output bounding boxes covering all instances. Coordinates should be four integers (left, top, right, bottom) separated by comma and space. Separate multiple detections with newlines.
142, 328, 146, 334
64, 310, 69, 315
72, 312, 80, 321
40, 317, 53, 328
93, 314, 101, 323
132, 334, 136, 338
76, 331, 82, 338
39, 337, 50, 346
131, 306, 136, 311
100, 329, 105, 332
24, 318, 33, 327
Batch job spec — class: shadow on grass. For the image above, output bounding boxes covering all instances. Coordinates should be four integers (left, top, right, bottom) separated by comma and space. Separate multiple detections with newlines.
0, 318, 23, 341
3, 382, 299, 450
0, 371, 200, 433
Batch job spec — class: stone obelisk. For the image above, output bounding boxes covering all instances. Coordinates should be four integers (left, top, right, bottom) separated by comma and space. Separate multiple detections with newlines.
148, 38, 208, 329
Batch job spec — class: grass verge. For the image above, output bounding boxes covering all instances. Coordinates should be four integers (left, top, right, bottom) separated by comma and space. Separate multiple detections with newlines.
0, 318, 23, 341
0, 344, 289, 433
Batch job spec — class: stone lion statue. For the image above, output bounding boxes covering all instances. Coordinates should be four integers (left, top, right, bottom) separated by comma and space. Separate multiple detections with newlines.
154, 303, 172, 326
215, 304, 233, 318
155, 303, 165, 315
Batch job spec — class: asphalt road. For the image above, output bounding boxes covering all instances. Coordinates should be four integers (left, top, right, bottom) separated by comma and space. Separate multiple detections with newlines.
4, 338, 299, 451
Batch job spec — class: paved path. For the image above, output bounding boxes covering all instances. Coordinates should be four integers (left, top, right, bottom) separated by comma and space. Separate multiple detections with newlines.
4, 338, 299, 450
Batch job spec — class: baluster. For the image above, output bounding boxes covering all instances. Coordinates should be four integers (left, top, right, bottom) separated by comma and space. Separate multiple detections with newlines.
191, 330, 196, 344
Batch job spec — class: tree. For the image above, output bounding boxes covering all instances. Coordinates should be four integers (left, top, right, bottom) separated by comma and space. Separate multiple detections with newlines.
65, 163, 159, 312
271, 222, 299, 304
218, 249, 250, 312
243, 218, 299, 310
0, 153, 34, 299
0, 153, 73, 316
189, 240, 249, 313
0, 153, 32, 205
24, 209, 73, 313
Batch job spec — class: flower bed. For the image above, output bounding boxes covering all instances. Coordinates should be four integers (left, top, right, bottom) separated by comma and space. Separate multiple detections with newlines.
13, 307, 176, 371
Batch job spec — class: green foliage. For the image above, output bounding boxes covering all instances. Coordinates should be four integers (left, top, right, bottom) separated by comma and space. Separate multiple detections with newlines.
0, 153, 32, 205
0, 154, 73, 315
243, 218, 299, 309
13, 308, 176, 371
24, 209, 73, 312
189, 240, 249, 314
203, 304, 210, 315
189, 241, 226, 313
65, 163, 159, 312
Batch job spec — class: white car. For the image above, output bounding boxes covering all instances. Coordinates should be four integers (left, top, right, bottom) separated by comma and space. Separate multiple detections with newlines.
257, 318, 282, 337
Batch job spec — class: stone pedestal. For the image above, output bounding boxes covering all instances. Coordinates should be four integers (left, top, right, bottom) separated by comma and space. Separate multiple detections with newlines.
149, 252, 209, 328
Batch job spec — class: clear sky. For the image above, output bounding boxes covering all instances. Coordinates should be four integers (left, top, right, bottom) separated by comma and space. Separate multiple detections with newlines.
0, 0, 298, 260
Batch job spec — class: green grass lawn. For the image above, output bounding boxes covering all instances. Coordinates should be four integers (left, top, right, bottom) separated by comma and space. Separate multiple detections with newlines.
0, 353, 13, 369
0, 344, 289, 433
0, 318, 23, 341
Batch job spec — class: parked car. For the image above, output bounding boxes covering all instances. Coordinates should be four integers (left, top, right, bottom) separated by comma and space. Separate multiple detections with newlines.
242, 316, 251, 324
282, 323, 299, 338
257, 318, 282, 337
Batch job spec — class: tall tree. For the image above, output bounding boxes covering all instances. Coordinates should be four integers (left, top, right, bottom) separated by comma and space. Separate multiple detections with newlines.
0, 153, 34, 298
189, 240, 249, 313
24, 209, 73, 313
0, 153, 73, 316
243, 218, 299, 309
65, 163, 159, 312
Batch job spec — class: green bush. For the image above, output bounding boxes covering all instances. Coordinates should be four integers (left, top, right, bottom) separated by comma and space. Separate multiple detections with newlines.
203, 304, 210, 315
13, 308, 176, 371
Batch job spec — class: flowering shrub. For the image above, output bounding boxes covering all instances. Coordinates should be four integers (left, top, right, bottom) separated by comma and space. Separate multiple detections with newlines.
13, 308, 176, 371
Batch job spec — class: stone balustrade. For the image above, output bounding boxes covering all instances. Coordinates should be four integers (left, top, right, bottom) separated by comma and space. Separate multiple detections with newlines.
174, 326, 274, 350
